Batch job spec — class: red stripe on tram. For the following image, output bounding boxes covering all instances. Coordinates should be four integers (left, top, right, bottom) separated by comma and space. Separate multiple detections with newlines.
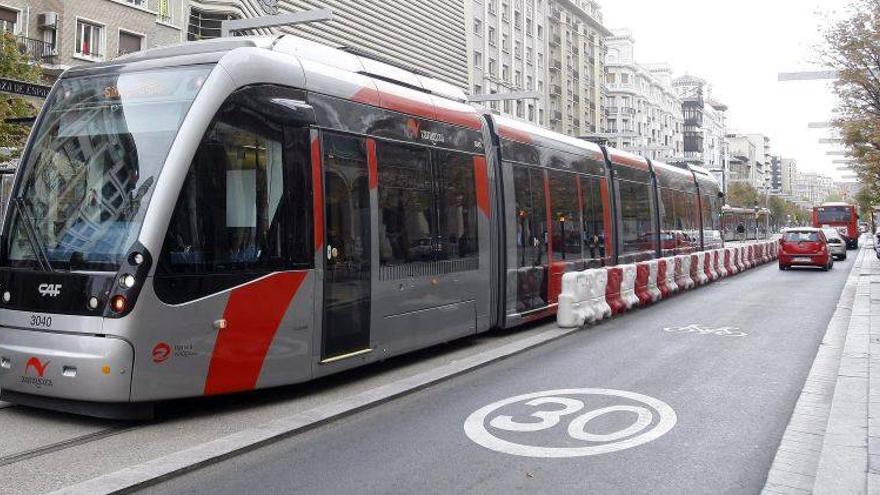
473, 155, 490, 217
311, 136, 324, 252
367, 139, 378, 190
204, 272, 308, 396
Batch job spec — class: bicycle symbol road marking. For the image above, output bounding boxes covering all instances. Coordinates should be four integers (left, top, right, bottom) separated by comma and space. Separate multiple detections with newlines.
463, 388, 677, 458
663, 324, 747, 337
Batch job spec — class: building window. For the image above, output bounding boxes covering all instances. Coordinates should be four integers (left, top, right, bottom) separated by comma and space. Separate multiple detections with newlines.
0, 7, 18, 34
537, 25, 543, 39
488, 58, 497, 73
76, 20, 104, 59
474, 18, 482, 35
188, 7, 239, 41
502, 33, 509, 52
474, 84, 482, 95
125, 0, 146, 7
118, 31, 143, 56
474, 51, 482, 67
157, 0, 172, 23
502, 64, 510, 81
488, 26, 496, 46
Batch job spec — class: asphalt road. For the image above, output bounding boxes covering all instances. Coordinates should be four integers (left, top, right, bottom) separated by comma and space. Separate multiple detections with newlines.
145, 254, 856, 495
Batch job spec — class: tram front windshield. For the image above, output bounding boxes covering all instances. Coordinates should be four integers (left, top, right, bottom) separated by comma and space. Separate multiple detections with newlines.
3, 65, 211, 271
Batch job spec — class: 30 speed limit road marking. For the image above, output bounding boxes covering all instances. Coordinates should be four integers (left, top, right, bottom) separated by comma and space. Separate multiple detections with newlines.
464, 388, 677, 458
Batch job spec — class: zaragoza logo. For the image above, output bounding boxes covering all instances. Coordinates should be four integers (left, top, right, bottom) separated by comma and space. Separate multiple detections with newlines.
21, 357, 52, 388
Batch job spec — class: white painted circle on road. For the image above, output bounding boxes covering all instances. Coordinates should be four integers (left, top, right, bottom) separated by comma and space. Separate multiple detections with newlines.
464, 388, 677, 458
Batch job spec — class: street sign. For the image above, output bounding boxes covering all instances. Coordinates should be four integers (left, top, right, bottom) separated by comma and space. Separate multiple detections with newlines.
464, 388, 677, 458
0, 78, 51, 99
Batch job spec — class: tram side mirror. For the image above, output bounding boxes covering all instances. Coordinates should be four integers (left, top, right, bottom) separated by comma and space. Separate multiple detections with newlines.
260, 98, 318, 126
718, 191, 725, 199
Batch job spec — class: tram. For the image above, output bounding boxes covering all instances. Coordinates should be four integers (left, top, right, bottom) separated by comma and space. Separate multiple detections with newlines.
721, 206, 771, 242
0, 36, 722, 418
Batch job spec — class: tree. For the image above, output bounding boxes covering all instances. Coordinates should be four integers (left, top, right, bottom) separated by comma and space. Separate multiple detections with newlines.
726, 182, 759, 208
822, 0, 880, 208
0, 32, 41, 156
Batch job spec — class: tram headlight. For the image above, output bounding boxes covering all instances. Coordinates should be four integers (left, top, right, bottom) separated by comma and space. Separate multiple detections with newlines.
129, 252, 144, 266
119, 274, 136, 289
87, 296, 99, 310
110, 295, 128, 314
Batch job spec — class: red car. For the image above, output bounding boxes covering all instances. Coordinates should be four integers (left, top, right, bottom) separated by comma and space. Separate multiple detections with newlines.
779, 228, 833, 271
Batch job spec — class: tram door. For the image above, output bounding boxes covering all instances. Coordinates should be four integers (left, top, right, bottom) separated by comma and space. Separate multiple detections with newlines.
321, 133, 372, 360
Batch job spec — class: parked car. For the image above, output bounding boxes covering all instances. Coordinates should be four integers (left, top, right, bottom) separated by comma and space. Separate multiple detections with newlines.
821, 227, 847, 260
778, 228, 833, 271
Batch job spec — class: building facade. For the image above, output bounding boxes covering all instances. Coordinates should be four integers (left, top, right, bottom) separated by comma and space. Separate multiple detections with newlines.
0, 0, 185, 80
603, 29, 682, 160
744, 133, 771, 193
187, 0, 469, 88
468, 0, 609, 135
779, 158, 797, 196
726, 134, 756, 187
672, 74, 728, 186
794, 171, 834, 206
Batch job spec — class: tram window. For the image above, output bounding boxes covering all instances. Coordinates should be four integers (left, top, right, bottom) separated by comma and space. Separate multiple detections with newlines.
548, 170, 581, 260
618, 180, 654, 255
377, 142, 435, 265
433, 150, 479, 260
581, 176, 606, 260
512, 165, 548, 268
158, 91, 312, 287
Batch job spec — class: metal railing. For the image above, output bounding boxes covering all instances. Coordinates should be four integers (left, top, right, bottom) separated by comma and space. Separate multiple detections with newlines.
9, 34, 55, 62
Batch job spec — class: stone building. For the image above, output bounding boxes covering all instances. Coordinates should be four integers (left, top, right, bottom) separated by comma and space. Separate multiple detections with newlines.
603, 28, 682, 160
0, 0, 185, 80
468, 0, 609, 135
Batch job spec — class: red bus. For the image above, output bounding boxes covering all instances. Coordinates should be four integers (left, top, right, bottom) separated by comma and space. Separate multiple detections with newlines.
813, 202, 859, 249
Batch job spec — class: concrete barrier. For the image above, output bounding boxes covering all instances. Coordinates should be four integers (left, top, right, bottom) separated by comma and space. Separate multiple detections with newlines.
557, 241, 774, 328
677, 255, 695, 290
664, 256, 679, 295
646, 260, 662, 303
558, 271, 587, 328
693, 252, 709, 286
621, 264, 640, 309
635, 263, 652, 306
606, 266, 627, 315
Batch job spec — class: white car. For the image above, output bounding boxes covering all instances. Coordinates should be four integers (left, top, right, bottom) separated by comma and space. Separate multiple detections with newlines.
821, 228, 847, 260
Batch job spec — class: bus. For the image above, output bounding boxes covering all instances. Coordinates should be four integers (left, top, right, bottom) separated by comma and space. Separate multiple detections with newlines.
813, 202, 859, 249
0, 35, 721, 418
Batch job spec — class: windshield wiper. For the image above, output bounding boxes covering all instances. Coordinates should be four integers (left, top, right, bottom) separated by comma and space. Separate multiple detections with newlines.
12, 197, 53, 272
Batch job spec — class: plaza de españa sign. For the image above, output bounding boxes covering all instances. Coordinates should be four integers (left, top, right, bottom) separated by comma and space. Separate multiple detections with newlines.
0, 78, 51, 99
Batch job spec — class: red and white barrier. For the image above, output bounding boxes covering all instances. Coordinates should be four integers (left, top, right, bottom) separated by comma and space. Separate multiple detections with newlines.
558, 240, 779, 328
606, 266, 626, 316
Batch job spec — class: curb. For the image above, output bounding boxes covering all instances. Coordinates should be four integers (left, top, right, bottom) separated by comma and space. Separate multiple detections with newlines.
48, 326, 578, 495
762, 247, 865, 494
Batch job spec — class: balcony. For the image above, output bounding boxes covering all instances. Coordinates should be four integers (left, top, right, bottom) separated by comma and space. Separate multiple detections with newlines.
551, 35, 561, 46
550, 84, 562, 95
550, 60, 562, 71
8, 34, 55, 62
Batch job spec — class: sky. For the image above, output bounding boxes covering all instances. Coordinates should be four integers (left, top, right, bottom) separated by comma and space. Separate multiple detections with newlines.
599, 0, 849, 180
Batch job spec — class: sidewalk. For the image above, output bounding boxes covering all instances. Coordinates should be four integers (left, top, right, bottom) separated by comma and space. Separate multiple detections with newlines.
763, 241, 879, 494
